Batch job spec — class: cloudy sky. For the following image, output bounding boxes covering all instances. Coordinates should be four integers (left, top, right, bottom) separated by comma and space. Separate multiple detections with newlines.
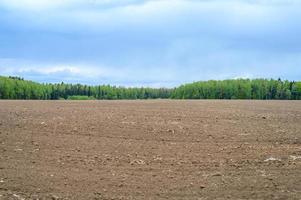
0, 0, 300, 87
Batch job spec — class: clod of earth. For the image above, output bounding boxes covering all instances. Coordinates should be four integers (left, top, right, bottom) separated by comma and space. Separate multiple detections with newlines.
264, 157, 282, 162
130, 159, 146, 165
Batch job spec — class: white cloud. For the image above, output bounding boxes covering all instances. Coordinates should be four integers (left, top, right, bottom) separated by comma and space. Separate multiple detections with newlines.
18, 66, 94, 76
0, 59, 114, 80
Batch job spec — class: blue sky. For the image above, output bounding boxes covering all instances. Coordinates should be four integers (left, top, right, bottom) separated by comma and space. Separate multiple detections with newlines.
0, 0, 301, 87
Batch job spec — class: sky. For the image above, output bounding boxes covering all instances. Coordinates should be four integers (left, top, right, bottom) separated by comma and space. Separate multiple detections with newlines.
0, 0, 301, 87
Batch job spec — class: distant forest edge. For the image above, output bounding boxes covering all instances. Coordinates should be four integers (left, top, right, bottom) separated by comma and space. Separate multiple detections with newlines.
0, 76, 301, 100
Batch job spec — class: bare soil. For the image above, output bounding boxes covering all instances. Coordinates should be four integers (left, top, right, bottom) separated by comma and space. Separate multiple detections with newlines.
0, 100, 301, 200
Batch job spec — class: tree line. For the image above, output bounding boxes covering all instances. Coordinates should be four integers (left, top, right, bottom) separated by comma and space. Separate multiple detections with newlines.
171, 79, 301, 100
0, 76, 172, 100
0, 76, 300, 100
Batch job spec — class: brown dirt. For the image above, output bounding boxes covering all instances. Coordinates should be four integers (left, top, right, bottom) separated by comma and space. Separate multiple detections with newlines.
0, 100, 301, 200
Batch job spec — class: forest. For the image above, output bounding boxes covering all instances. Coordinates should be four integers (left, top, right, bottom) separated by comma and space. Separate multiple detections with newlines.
0, 76, 172, 100
171, 79, 301, 100
0, 76, 300, 100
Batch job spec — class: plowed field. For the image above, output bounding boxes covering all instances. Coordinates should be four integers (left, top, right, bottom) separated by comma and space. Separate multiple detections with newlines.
0, 100, 301, 199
